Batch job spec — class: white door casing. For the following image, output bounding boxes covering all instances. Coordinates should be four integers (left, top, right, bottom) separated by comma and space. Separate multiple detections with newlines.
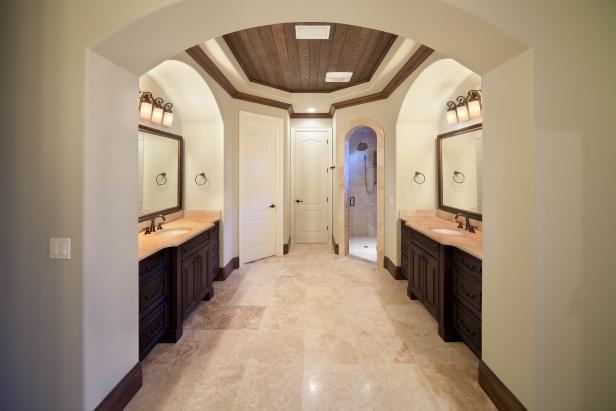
292, 129, 330, 244
239, 111, 283, 264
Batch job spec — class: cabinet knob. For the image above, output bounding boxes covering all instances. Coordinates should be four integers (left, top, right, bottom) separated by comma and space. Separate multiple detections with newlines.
269, 204, 276, 208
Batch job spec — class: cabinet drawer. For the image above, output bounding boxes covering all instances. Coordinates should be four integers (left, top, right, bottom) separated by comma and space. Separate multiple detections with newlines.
139, 249, 168, 278
453, 267, 482, 317
180, 230, 210, 260
139, 270, 168, 317
453, 249, 482, 275
454, 302, 481, 355
139, 302, 168, 358
410, 228, 439, 258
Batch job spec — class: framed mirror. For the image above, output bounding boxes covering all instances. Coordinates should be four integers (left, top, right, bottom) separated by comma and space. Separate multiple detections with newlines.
138, 125, 183, 222
437, 123, 483, 220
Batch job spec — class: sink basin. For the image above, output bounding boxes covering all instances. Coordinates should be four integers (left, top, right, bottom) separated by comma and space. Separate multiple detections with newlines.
430, 227, 463, 236
156, 228, 192, 237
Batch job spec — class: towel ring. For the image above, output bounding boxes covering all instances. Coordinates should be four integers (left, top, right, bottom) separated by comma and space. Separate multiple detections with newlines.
453, 170, 465, 184
194, 172, 207, 186
155, 172, 167, 185
413, 171, 425, 184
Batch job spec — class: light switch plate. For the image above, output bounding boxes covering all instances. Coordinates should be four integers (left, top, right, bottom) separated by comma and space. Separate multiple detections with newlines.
49, 238, 71, 260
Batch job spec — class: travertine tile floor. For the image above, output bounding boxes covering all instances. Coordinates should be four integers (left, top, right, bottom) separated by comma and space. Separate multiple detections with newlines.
127, 244, 495, 410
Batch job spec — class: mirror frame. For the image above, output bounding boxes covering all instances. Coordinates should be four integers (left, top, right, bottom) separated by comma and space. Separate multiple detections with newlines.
138, 124, 184, 222
436, 122, 483, 221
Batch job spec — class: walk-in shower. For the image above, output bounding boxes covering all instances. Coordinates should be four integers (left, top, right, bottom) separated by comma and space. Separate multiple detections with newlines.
347, 127, 378, 262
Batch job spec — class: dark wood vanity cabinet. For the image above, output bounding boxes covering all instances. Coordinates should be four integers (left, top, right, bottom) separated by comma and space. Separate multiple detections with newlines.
401, 221, 483, 357
403, 222, 441, 321
138, 249, 171, 360
139, 221, 220, 360
451, 248, 482, 356
179, 222, 219, 321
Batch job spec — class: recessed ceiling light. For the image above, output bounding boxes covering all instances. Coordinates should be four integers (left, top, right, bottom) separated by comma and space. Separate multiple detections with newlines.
325, 72, 353, 83
307, 107, 316, 113
295, 25, 331, 40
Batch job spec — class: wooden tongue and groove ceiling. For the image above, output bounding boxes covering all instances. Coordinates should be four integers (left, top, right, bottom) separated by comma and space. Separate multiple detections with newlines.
223, 23, 397, 93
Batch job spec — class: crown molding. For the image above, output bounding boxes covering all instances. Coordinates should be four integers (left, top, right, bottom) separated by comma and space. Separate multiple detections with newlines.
186, 44, 434, 118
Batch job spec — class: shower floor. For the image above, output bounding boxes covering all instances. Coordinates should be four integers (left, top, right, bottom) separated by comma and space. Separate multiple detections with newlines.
349, 236, 377, 262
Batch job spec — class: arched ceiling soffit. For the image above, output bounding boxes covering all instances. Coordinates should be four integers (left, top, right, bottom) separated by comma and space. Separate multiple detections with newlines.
143, 60, 223, 125
397, 59, 480, 125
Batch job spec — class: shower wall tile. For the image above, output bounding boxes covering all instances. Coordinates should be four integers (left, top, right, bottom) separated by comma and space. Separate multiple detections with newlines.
348, 128, 377, 238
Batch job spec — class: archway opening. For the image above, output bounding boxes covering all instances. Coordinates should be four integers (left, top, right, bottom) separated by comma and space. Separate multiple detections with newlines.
337, 119, 385, 267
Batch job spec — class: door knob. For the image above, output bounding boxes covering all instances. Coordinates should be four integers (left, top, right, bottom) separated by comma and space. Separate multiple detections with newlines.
269, 204, 276, 208
295, 199, 303, 203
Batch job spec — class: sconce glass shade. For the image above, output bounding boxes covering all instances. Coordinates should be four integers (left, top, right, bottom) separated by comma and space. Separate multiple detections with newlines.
468, 100, 481, 119
139, 101, 153, 120
138, 91, 154, 120
162, 103, 173, 127
467, 90, 482, 119
162, 111, 173, 127
151, 97, 164, 124
151, 106, 164, 124
446, 110, 458, 125
446, 101, 458, 125
455, 96, 470, 123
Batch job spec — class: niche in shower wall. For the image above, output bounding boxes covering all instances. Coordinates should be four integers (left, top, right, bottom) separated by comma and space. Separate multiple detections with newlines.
348, 127, 377, 261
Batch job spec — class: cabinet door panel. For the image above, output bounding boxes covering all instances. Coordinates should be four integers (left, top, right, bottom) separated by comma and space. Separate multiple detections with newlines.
181, 258, 197, 320
409, 244, 425, 300
423, 253, 439, 319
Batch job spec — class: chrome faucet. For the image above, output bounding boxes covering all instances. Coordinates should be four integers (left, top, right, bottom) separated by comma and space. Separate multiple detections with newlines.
455, 213, 476, 233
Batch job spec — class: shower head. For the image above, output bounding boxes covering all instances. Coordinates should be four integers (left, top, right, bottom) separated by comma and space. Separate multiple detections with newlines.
357, 141, 368, 151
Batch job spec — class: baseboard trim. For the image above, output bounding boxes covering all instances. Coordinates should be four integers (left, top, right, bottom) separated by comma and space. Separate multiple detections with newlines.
331, 235, 339, 255
478, 361, 527, 411
384, 256, 405, 280
94, 363, 142, 411
283, 236, 291, 255
216, 256, 239, 281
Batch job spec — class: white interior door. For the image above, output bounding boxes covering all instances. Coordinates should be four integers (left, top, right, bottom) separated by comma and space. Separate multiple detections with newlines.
240, 111, 283, 264
293, 129, 329, 244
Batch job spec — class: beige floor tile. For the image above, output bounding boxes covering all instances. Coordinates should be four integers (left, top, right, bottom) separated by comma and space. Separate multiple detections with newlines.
419, 363, 497, 411
302, 364, 443, 411
127, 244, 492, 411
184, 305, 265, 330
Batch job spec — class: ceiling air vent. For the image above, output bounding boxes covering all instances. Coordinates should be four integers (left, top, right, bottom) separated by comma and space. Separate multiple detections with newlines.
325, 72, 353, 83
295, 25, 331, 40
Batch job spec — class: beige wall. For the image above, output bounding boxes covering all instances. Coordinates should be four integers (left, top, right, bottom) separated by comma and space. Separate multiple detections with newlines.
3, 1, 615, 410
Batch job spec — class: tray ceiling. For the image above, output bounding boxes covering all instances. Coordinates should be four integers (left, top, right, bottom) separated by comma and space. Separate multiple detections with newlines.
223, 23, 397, 93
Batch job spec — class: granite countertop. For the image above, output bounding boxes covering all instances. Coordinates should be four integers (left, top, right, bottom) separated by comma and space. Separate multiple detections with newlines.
138, 211, 220, 261
400, 214, 483, 260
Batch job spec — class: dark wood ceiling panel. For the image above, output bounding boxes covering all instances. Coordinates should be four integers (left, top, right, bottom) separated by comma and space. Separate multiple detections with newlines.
223, 23, 397, 93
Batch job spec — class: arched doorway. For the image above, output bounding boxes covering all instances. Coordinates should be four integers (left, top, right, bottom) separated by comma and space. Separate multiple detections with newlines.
337, 119, 385, 267
9, 2, 548, 410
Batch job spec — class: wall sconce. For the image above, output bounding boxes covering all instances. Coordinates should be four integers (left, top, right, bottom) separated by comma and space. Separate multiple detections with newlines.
138, 91, 174, 128
162, 103, 174, 128
455, 96, 470, 122
467, 89, 482, 119
446, 101, 458, 125
139, 92, 154, 120
150, 98, 164, 125
445, 89, 482, 125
